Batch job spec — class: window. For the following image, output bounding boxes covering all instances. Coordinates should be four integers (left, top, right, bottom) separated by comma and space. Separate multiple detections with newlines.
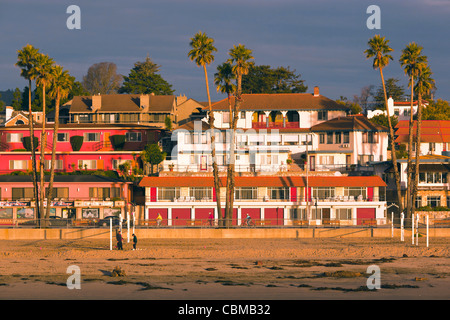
57, 133, 69, 142
89, 187, 121, 199
343, 132, 350, 144
427, 196, 441, 208
158, 187, 180, 201
336, 208, 352, 220
358, 155, 373, 165
415, 196, 422, 209
311, 208, 322, 220
189, 187, 212, 200
126, 132, 142, 142
9, 160, 28, 170
363, 131, 378, 144
6, 133, 23, 143
290, 208, 306, 220
313, 187, 335, 200
78, 160, 97, 170
318, 156, 334, 165
429, 143, 436, 152
447, 196, 450, 208
121, 113, 139, 123
318, 111, 328, 121
344, 187, 367, 199
419, 172, 447, 184
335, 132, 342, 144
84, 132, 100, 142
319, 133, 325, 144
44, 160, 63, 170
78, 114, 92, 123
235, 187, 257, 200
12, 188, 34, 200
327, 132, 333, 144
148, 114, 167, 123
45, 187, 69, 199
268, 187, 289, 200
240, 111, 245, 119
112, 159, 132, 170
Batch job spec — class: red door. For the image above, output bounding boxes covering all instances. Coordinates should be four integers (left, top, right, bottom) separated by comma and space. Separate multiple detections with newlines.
148, 208, 167, 225
172, 208, 191, 226
264, 208, 284, 225
356, 208, 375, 225
220, 208, 238, 225
196, 208, 214, 223
241, 208, 261, 225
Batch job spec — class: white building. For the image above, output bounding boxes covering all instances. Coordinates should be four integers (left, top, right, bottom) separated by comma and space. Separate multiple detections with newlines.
367, 97, 428, 121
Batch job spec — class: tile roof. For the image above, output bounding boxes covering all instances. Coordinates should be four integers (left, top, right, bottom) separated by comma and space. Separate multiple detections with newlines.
310, 115, 389, 132
139, 175, 386, 188
395, 120, 450, 143
205, 93, 350, 112
69, 94, 176, 113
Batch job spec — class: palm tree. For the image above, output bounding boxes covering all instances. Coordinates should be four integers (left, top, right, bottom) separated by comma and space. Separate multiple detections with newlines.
15, 44, 41, 223
214, 62, 236, 228
45, 65, 73, 221
34, 52, 55, 226
411, 65, 435, 217
364, 35, 403, 217
226, 45, 254, 227
188, 31, 222, 225
399, 42, 428, 221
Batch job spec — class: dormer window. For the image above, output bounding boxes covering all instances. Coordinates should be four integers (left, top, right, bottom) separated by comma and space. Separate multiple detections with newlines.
318, 111, 328, 121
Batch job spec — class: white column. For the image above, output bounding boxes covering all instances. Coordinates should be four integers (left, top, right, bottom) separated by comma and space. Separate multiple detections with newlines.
168, 207, 172, 226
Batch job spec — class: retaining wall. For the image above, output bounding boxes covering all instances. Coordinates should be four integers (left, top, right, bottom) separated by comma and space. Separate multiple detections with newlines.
0, 227, 449, 240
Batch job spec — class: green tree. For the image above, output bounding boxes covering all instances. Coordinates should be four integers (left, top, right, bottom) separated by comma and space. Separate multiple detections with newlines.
226, 44, 254, 228
45, 65, 73, 222
336, 96, 362, 115
422, 99, 450, 120
15, 44, 41, 221
188, 31, 222, 224
242, 65, 307, 94
11, 88, 22, 111
82, 62, 122, 95
119, 56, 174, 95
365, 35, 403, 215
399, 42, 428, 221
140, 144, 166, 175
373, 78, 406, 110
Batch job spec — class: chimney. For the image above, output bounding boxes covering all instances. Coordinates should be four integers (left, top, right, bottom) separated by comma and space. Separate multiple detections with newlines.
5, 106, 13, 120
140, 94, 149, 110
313, 86, 320, 97
91, 94, 101, 111
176, 94, 188, 106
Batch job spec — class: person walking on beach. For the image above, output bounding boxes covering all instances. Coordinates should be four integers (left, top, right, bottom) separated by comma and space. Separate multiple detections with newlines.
156, 213, 162, 227
116, 230, 123, 250
132, 233, 137, 250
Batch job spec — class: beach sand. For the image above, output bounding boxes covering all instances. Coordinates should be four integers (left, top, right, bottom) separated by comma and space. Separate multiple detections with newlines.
0, 237, 449, 300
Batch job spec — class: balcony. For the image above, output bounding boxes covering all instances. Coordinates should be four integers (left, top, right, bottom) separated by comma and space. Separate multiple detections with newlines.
252, 121, 299, 129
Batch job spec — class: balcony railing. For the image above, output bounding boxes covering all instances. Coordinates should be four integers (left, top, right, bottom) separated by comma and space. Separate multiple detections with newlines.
252, 121, 300, 129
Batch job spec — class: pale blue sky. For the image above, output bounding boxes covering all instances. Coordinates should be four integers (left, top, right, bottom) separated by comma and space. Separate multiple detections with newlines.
1, 0, 449, 103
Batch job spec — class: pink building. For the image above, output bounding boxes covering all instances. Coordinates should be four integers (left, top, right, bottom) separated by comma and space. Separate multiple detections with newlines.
0, 123, 162, 174
0, 175, 131, 223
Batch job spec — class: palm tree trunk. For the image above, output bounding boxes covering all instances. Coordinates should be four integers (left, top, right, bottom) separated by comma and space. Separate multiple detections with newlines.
28, 80, 40, 226
380, 68, 403, 216
406, 76, 415, 222
226, 92, 238, 228
45, 92, 60, 222
411, 92, 423, 217
39, 83, 47, 227
204, 65, 222, 226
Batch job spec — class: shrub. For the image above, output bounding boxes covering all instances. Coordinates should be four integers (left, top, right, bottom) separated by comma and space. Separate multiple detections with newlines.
70, 135, 84, 151
110, 135, 126, 150
22, 136, 39, 151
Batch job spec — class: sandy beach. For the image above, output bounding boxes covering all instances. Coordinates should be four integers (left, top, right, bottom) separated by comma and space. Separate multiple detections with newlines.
0, 237, 449, 301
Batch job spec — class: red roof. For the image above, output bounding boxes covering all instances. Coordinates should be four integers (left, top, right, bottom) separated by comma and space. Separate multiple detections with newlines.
395, 120, 450, 143
139, 176, 386, 188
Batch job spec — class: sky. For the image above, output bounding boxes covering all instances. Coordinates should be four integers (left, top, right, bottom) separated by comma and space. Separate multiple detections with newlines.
1, 0, 449, 104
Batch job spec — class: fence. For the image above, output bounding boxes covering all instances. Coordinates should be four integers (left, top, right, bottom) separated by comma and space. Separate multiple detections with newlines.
1, 216, 449, 230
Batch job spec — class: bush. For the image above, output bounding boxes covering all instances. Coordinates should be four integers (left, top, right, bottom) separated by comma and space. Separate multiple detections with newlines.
70, 135, 84, 151
417, 206, 450, 212
110, 135, 126, 150
22, 136, 39, 151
